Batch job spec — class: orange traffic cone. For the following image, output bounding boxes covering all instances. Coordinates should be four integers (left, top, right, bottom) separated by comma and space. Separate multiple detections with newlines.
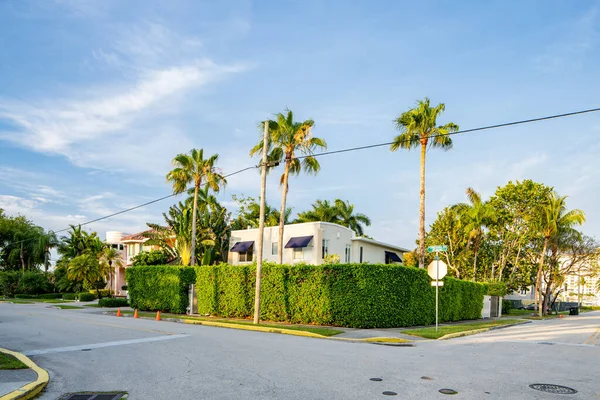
133, 309, 139, 319
116, 308, 122, 317
156, 311, 161, 321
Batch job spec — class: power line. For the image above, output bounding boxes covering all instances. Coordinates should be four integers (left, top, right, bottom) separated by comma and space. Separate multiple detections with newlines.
3, 106, 599, 246
296, 106, 600, 159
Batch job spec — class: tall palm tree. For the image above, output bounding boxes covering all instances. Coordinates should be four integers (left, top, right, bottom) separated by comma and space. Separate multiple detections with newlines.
166, 149, 226, 266
390, 98, 459, 269
296, 200, 339, 224
34, 230, 59, 272
334, 199, 371, 236
534, 192, 585, 315
452, 188, 492, 281
101, 247, 124, 296
250, 110, 326, 264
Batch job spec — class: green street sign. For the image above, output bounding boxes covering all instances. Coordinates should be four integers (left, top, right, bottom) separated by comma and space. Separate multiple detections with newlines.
427, 245, 448, 253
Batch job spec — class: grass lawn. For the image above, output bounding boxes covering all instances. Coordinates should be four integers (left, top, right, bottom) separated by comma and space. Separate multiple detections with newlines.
0, 299, 34, 304
121, 311, 343, 337
0, 298, 75, 304
0, 353, 28, 370
84, 304, 101, 307
55, 305, 83, 309
402, 319, 524, 339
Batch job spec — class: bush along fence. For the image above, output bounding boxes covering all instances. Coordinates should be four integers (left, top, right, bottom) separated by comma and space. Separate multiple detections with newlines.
194, 263, 486, 328
126, 265, 196, 314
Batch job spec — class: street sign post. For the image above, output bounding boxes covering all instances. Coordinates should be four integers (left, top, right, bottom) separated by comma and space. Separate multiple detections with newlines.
427, 247, 448, 332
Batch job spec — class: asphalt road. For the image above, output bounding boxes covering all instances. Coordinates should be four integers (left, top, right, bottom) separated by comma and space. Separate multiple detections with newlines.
1, 303, 599, 400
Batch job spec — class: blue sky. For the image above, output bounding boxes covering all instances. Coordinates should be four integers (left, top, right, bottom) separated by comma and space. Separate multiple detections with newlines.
1, 0, 599, 253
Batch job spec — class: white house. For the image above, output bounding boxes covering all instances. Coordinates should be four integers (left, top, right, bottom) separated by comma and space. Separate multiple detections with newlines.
227, 221, 408, 265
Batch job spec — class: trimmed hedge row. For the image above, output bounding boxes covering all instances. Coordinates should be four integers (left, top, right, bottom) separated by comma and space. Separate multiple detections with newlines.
98, 298, 129, 308
14, 294, 39, 299
78, 292, 95, 302
62, 293, 76, 300
126, 265, 196, 314
39, 293, 63, 299
195, 263, 486, 328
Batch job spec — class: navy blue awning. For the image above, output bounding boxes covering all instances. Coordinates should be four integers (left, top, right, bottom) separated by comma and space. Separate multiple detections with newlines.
385, 251, 402, 263
230, 241, 254, 252
285, 236, 314, 248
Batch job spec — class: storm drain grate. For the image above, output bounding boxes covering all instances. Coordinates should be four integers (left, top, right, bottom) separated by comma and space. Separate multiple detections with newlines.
529, 384, 577, 394
62, 393, 126, 400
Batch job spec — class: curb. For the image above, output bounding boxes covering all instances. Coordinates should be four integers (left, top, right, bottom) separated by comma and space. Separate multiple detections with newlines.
0, 348, 49, 400
438, 320, 532, 340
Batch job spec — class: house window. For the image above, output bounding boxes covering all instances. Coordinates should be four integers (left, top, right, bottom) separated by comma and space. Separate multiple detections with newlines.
359, 246, 363, 263
293, 247, 303, 261
322, 239, 329, 259
239, 247, 254, 263
345, 245, 351, 263
272, 242, 278, 256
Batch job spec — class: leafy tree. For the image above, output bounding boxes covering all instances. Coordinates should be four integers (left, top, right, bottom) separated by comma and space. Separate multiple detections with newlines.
68, 252, 107, 298
425, 207, 470, 279
166, 149, 226, 266
0, 271, 21, 297
34, 230, 59, 272
17, 271, 51, 295
230, 195, 291, 230
534, 192, 585, 315
295, 199, 371, 235
390, 98, 459, 269
53, 260, 82, 293
250, 110, 326, 264
131, 250, 169, 266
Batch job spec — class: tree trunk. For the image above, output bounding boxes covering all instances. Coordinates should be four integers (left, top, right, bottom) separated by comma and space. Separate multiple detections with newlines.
473, 250, 479, 282
190, 183, 200, 266
535, 237, 548, 316
20, 243, 25, 274
418, 140, 427, 269
277, 160, 291, 264
109, 260, 113, 297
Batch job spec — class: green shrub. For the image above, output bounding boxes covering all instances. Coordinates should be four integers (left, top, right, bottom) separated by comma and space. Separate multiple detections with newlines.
77, 292, 95, 302
196, 263, 486, 328
132, 250, 170, 266
39, 293, 63, 299
483, 282, 507, 297
502, 299, 512, 314
0, 271, 21, 297
62, 293, 76, 300
126, 265, 196, 314
98, 298, 129, 308
17, 272, 52, 295
89, 289, 110, 298
14, 294, 39, 299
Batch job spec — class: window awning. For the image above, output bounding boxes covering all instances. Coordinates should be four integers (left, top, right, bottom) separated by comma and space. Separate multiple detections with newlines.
285, 236, 314, 249
230, 241, 254, 252
385, 251, 402, 263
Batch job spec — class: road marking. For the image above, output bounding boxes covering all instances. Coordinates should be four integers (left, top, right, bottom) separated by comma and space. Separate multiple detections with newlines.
583, 326, 600, 345
23, 334, 189, 356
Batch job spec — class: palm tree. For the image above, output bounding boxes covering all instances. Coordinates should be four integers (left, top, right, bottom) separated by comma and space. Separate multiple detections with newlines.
452, 188, 492, 281
296, 200, 339, 224
166, 149, 226, 266
34, 230, 59, 272
390, 98, 459, 269
101, 247, 124, 296
250, 110, 326, 264
145, 202, 193, 264
534, 192, 585, 315
68, 252, 105, 297
334, 199, 371, 236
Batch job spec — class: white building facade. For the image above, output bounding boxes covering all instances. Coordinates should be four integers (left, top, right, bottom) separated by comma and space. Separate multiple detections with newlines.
228, 222, 408, 265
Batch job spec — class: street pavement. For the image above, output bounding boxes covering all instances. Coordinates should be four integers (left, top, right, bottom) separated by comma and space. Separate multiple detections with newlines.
1, 302, 599, 400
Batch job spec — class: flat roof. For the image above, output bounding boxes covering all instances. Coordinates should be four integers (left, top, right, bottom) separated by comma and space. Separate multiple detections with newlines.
351, 237, 410, 253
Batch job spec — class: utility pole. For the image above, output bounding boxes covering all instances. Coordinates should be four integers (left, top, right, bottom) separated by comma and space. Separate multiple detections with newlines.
253, 120, 269, 325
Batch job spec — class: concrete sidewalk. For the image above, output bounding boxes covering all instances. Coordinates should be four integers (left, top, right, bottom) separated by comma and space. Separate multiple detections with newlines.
0, 368, 38, 397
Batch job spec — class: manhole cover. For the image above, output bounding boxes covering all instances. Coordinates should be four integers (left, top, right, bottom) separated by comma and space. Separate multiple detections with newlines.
439, 388, 458, 395
382, 391, 397, 396
370, 378, 383, 381
529, 384, 577, 394
61, 392, 126, 400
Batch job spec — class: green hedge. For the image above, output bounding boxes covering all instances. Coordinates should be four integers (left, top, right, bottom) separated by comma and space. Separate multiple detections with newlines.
14, 294, 38, 299
89, 289, 110, 298
39, 293, 63, 299
77, 292, 95, 302
126, 266, 196, 314
98, 298, 129, 308
196, 263, 486, 328
483, 282, 507, 297
62, 293, 76, 300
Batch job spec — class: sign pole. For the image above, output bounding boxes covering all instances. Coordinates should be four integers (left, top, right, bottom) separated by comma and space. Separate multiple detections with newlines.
435, 252, 439, 332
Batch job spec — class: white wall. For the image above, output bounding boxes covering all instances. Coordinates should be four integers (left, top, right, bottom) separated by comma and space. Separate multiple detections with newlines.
229, 222, 405, 265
